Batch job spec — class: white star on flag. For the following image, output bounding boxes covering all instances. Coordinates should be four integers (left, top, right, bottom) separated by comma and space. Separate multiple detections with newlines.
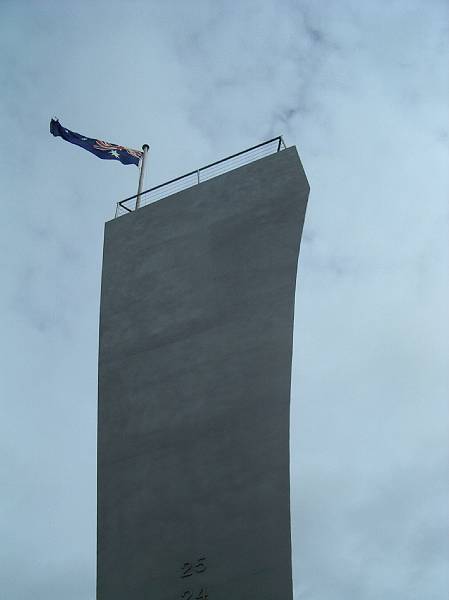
110, 150, 120, 158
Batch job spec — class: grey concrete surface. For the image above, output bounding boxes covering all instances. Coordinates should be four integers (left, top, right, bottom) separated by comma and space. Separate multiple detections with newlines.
97, 147, 309, 599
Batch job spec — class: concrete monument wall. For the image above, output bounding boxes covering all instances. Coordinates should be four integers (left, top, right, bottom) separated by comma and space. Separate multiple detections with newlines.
97, 146, 309, 599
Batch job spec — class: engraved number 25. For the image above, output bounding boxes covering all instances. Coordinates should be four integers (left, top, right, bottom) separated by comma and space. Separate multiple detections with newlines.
181, 557, 207, 579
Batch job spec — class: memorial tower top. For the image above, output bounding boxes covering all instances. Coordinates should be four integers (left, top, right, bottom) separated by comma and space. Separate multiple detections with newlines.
114, 136, 288, 217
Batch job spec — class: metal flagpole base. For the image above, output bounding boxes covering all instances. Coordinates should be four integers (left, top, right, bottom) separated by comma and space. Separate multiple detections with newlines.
136, 144, 149, 211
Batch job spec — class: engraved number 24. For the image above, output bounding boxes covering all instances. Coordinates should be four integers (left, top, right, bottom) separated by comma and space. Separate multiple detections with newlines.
181, 589, 208, 600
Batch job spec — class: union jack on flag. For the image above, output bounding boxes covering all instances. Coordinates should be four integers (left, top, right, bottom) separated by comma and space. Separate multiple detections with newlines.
50, 118, 143, 166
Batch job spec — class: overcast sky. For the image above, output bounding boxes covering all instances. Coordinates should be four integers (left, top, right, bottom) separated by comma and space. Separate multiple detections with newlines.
1, 1, 448, 598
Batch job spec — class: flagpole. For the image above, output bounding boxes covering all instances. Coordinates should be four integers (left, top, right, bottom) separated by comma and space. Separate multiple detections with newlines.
135, 144, 149, 211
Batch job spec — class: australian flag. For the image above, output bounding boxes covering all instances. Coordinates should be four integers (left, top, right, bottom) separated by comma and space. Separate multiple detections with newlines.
50, 118, 143, 166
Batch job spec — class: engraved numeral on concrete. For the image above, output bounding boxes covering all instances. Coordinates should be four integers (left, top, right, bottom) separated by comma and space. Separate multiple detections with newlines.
181, 557, 207, 579
181, 563, 193, 578
194, 558, 206, 574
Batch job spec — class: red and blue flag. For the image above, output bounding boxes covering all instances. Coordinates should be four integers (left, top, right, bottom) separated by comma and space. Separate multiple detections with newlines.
50, 118, 142, 166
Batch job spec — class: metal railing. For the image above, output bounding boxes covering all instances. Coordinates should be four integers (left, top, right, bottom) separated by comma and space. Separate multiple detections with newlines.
115, 135, 286, 217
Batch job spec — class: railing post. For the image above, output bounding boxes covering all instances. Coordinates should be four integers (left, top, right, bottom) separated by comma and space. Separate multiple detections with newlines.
197, 169, 200, 184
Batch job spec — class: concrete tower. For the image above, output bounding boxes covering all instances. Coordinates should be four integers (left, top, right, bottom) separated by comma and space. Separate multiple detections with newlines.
97, 145, 309, 599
